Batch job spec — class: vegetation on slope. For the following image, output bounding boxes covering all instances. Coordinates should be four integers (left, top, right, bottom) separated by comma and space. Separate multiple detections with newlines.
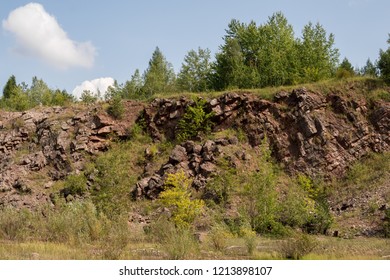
0, 108, 389, 259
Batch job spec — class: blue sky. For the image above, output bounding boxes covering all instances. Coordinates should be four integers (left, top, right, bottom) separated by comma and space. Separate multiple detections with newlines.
1, 0, 389, 97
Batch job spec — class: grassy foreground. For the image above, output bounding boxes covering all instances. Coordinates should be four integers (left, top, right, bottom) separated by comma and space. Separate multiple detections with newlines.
1, 236, 389, 260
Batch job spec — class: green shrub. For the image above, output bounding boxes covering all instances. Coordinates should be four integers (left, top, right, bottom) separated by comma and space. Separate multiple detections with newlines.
336, 68, 354, 80
91, 142, 140, 217
177, 98, 214, 141
107, 94, 124, 119
378, 36, 390, 84
239, 151, 281, 234
80, 90, 98, 104
204, 168, 237, 206
63, 173, 87, 196
279, 182, 314, 229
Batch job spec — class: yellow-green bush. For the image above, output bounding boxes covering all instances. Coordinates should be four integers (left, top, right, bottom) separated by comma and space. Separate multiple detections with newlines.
159, 170, 204, 229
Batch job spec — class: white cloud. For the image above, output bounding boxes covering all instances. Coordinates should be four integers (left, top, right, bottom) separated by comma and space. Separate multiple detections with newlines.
72, 77, 115, 100
2, 3, 96, 69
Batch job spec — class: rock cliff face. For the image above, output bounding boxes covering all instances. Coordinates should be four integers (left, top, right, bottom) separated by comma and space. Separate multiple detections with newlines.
135, 88, 389, 199
0, 88, 389, 208
0, 102, 143, 209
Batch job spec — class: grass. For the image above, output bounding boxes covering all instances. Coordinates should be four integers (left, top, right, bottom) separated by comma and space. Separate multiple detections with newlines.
151, 77, 389, 103
1, 235, 389, 260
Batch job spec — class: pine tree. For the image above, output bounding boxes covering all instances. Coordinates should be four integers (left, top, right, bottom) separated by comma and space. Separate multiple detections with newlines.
3, 75, 17, 99
361, 58, 378, 77
336, 57, 355, 79
123, 69, 144, 99
142, 47, 176, 97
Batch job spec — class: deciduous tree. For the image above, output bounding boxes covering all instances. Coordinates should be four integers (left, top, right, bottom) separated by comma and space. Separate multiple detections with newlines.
177, 47, 212, 92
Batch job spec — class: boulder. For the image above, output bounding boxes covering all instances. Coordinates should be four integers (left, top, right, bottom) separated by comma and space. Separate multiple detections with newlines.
169, 145, 188, 164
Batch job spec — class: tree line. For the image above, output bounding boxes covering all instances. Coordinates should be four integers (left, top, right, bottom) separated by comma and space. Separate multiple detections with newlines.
2, 12, 390, 111
1, 76, 74, 111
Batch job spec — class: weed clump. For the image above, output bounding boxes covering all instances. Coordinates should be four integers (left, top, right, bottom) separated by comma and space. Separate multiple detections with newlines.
280, 232, 318, 259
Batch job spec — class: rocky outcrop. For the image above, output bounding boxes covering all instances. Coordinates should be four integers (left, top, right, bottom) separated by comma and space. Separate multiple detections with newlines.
134, 138, 240, 199
139, 89, 390, 192
0, 101, 144, 209
1, 88, 389, 208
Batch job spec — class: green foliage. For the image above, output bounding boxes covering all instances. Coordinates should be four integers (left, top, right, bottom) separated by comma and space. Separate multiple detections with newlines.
2, 75, 18, 99
204, 166, 237, 206
297, 174, 319, 199
63, 173, 87, 196
378, 35, 390, 84
0, 207, 37, 240
361, 58, 378, 77
142, 47, 176, 97
1, 75, 74, 111
279, 180, 315, 230
239, 141, 282, 235
177, 98, 214, 141
290, 174, 332, 234
99, 215, 130, 259
91, 142, 140, 217
159, 170, 204, 229
299, 22, 339, 82
241, 227, 257, 255
336, 57, 355, 79
258, 12, 299, 86
206, 140, 332, 236
122, 69, 145, 100
80, 90, 98, 104
346, 152, 390, 190
178, 47, 213, 92
213, 12, 339, 89
213, 37, 253, 90
107, 93, 124, 119
162, 227, 199, 260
